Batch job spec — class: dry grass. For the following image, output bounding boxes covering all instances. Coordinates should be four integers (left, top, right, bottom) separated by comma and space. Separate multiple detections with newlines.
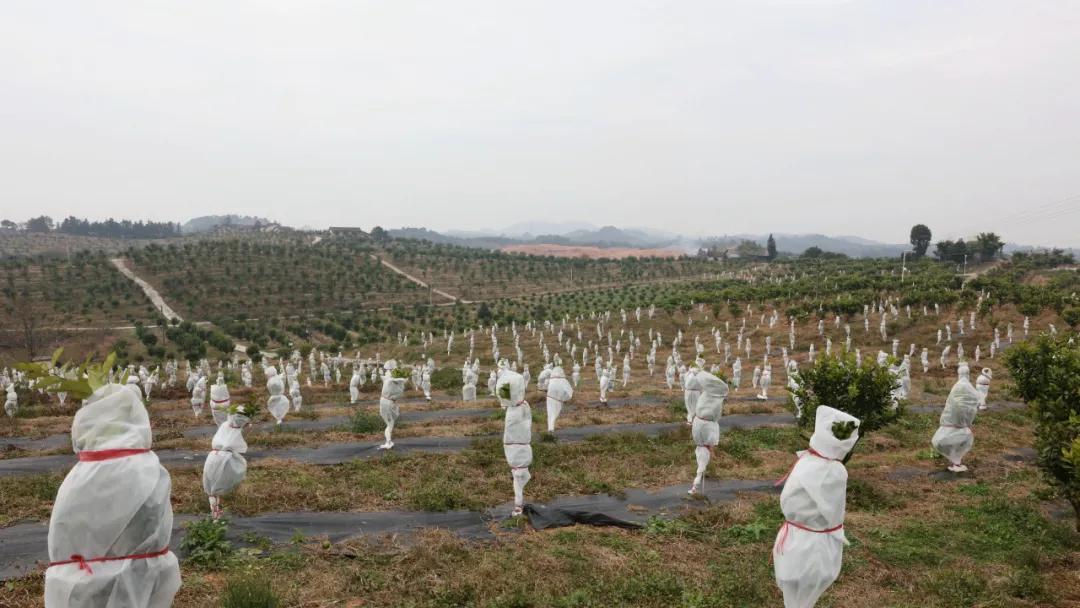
1, 395, 1077, 607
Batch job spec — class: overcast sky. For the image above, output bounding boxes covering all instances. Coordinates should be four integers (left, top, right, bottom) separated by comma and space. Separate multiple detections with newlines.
2, 1, 1078, 245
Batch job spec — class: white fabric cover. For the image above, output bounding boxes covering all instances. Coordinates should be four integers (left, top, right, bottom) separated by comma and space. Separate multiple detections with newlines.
931, 368, 980, 466
349, 371, 361, 404
290, 382, 302, 411
265, 368, 290, 423
682, 367, 700, 423
773, 406, 859, 608
202, 413, 249, 498
599, 369, 611, 402
190, 377, 206, 416
498, 372, 532, 470
209, 381, 230, 426
545, 368, 573, 431
46, 384, 181, 608
380, 372, 405, 425
4, 384, 16, 417
690, 371, 728, 447
537, 366, 552, 391
975, 368, 991, 406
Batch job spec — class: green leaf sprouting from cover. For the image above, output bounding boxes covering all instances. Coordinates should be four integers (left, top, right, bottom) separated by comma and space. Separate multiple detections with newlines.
14, 348, 125, 401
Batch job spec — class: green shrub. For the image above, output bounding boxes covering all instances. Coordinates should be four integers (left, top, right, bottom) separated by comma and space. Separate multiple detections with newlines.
221, 573, 280, 608
1062, 306, 1080, 329
347, 409, 384, 434
1005, 336, 1080, 530
181, 517, 233, 570
429, 366, 463, 391
790, 353, 901, 439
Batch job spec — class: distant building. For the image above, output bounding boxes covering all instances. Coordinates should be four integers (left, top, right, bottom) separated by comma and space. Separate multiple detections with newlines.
328, 227, 370, 238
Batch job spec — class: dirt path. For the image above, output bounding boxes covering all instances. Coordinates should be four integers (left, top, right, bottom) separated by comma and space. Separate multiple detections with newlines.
960, 259, 1005, 286
109, 258, 256, 356
372, 255, 465, 303
109, 258, 184, 321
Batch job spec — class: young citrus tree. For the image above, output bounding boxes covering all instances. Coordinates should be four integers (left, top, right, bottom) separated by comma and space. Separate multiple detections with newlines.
790, 352, 901, 441
1005, 335, 1080, 530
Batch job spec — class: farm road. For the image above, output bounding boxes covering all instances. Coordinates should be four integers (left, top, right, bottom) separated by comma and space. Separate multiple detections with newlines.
109, 258, 183, 321
371, 254, 467, 303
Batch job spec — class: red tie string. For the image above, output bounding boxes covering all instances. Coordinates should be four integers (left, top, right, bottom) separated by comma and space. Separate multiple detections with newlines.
773, 521, 844, 556
48, 547, 170, 575
774, 448, 839, 487
77, 448, 150, 462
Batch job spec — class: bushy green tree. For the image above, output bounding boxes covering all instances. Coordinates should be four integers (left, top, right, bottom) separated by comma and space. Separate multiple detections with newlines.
910, 224, 932, 258
766, 234, 777, 261
934, 239, 968, 263
1064, 307, 1080, 330
26, 215, 54, 232
1005, 336, 1080, 530
974, 232, 1005, 260
790, 353, 901, 439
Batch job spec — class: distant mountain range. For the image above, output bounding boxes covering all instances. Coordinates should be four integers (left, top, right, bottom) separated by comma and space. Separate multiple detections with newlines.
391, 225, 914, 258
176, 216, 1076, 259
395, 225, 680, 251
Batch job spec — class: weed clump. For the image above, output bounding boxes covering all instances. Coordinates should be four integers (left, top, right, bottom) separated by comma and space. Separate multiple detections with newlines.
348, 409, 383, 434
222, 573, 280, 608
181, 517, 234, 570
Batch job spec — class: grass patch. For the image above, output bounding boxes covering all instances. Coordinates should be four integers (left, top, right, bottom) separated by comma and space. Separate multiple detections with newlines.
1002, 567, 1047, 602
847, 478, 904, 512
347, 409, 384, 434
669, 399, 687, 419
0, 473, 63, 525
717, 426, 803, 465
879, 412, 937, 446
407, 471, 483, 511
723, 501, 784, 545
869, 496, 1078, 567
924, 570, 993, 608
221, 572, 280, 608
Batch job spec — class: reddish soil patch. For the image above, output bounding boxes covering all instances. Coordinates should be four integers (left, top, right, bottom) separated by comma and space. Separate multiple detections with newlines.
500, 244, 686, 259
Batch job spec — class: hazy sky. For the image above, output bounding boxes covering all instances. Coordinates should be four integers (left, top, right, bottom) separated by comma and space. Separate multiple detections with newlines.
2, 1, 1078, 245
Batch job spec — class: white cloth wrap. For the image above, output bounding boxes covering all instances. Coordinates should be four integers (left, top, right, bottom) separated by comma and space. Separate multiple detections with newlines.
773, 406, 859, 608
931, 377, 979, 465
46, 384, 181, 608
202, 414, 249, 498
266, 373, 290, 423
498, 372, 532, 469
690, 371, 727, 447
209, 383, 230, 426
537, 368, 552, 391
546, 372, 573, 422
380, 376, 405, 424
683, 375, 700, 415
349, 373, 361, 403
975, 373, 990, 406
